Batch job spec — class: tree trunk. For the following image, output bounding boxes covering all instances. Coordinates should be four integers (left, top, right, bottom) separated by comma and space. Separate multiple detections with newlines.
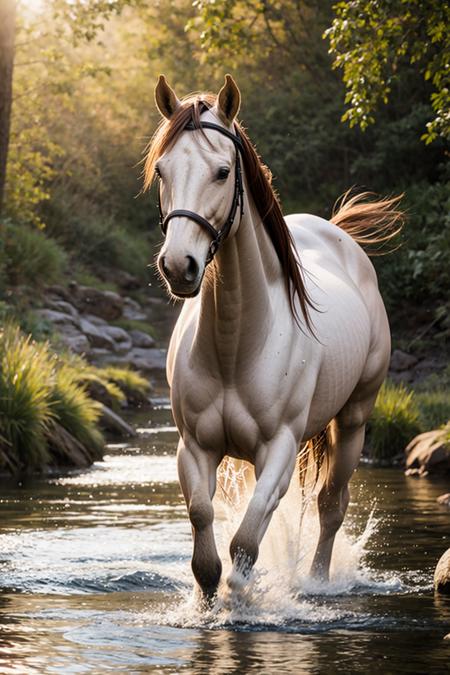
0, 0, 16, 217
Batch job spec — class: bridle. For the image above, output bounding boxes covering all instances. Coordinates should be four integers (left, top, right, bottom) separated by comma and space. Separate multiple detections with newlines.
158, 121, 245, 264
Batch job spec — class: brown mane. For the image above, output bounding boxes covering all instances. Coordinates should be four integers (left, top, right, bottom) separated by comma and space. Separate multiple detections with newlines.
144, 94, 315, 332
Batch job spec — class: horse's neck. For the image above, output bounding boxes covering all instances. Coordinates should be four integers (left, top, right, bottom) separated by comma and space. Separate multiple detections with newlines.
193, 197, 281, 378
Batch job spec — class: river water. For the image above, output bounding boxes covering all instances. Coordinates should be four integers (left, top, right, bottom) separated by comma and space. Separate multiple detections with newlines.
0, 396, 449, 674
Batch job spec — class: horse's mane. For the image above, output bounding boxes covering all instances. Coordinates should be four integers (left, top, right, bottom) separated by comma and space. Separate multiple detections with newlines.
144, 94, 315, 332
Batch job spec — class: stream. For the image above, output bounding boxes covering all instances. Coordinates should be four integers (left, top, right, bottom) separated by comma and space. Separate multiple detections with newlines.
0, 396, 449, 674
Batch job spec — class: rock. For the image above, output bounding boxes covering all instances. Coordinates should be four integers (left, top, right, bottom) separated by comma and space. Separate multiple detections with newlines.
437, 493, 450, 507
79, 318, 116, 350
69, 282, 123, 320
122, 296, 147, 321
35, 308, 80, 328
47, 421, 102, 467
87, 347, 114, 364
129, 329, 155, 348
102, 326, 132, 353
45, 284, 72, 302
390, 349, 418, 372
405, 430, 450, 476
115, 270, 142, 291
82, 313, 108, 327
99, 404, 136, 437
85, 380, 121, 409
44, 299, 79, 319
101, 348, 166, 374
126, 347, 166, 373
388, 369, 415, 385
434, 548, 450, 594
61, 334, 91, 355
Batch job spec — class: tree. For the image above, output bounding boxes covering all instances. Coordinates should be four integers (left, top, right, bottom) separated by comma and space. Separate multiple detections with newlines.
325, 0, 450, 143
0, 0, 16, 215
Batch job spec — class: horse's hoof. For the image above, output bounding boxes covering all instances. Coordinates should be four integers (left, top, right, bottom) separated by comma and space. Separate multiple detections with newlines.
195, 585, 219, 612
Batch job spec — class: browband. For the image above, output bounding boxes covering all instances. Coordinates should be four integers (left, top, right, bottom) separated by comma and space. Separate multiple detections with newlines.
158, 121, 244, 264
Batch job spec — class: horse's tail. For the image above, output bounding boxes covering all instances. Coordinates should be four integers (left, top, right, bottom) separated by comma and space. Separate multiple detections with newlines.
298, 428, 328, 490
331, 190, 404, 255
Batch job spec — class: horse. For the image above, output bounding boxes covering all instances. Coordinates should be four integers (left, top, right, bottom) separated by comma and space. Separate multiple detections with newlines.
145, 74, 402, 603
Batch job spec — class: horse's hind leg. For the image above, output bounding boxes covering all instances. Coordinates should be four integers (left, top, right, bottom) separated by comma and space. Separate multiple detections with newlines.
177, 439, 222, 602
310, 395, 376, 582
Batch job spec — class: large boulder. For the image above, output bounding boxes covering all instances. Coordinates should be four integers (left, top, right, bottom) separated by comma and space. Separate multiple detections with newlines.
434, 548, 450, 595
390, 349, 418, 372
405, 429, 450, 476
437, 493, 450, 507
68, 282, 123, 320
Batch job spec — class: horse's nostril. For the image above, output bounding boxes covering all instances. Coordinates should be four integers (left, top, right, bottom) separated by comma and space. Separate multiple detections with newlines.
160, 255, 170, 278
185, 255, 199, 282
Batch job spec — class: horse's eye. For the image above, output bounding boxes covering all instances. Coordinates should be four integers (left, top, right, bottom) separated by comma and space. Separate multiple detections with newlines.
154, 165, 161, 178
217, 166, 230, 181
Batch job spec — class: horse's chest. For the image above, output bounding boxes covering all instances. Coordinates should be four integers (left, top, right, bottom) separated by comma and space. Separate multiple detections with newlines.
173, 363, 295, 460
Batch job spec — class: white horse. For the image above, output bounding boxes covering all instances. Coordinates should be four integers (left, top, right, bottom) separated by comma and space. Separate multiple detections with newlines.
145, 74, 402, 603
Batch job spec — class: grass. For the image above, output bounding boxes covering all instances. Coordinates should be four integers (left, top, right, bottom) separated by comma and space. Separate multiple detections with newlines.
368, 374, 450, 463
0, 324, 105, 474
0, 325, 53, 470
368, 381, 422, 463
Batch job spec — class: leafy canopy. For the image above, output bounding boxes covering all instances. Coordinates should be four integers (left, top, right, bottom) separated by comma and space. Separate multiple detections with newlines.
325, 0, 450, 143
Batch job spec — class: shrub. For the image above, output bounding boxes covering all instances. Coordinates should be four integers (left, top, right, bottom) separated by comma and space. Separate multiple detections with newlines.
0, 325, 105, 473
415, 366, 450, 431
416, 390, 450, 431
44, 189, 151, 278
2, 220, 67, 287
368, 381, 421, 462
0, 325, 53, 470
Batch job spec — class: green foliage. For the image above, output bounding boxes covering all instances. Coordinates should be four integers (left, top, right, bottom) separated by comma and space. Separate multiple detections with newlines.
375, 177, 450, 309
325, 0, 450, 142
415, 366, 450, 430
0, 325, 53, 469
1, 220, 67, 287
100, 365, 150, 399
44, 188, 151, 278
368, 381, 421, 463
0, 325, 105, 473
49, 361, 104, 455
55, 353, 150, 409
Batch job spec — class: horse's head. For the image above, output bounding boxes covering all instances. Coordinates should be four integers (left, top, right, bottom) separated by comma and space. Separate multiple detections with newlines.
148, 75, 242, 298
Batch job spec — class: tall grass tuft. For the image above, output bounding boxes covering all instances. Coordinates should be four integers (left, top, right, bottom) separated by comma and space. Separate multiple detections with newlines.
0, 325, 53, 469
368, 381, 422, 462
49, 362, 104, 457
0, 325, 105, 473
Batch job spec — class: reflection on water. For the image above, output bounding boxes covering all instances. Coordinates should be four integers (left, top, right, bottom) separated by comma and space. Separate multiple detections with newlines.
0, 400, 449, 674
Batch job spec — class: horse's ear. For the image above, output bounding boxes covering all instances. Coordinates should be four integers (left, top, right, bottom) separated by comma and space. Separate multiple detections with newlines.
155, 75, 181, 119
216, 74, 241, 125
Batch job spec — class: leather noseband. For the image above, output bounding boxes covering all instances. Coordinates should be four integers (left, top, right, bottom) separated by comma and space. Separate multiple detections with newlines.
158, 121, 244, 264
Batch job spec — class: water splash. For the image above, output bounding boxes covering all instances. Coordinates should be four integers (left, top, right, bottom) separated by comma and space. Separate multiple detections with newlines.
156, 458, 429, 630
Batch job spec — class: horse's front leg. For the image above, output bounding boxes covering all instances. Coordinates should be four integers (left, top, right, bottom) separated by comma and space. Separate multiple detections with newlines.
229, 428, 297, 577
177, 438, 222, 603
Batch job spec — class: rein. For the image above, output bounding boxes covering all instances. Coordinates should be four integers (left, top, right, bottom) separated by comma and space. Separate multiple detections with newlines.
158, 121, 245, 264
